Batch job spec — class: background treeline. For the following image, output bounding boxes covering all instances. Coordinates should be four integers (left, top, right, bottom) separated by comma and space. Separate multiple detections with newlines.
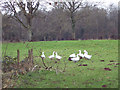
2, 4, 118, 41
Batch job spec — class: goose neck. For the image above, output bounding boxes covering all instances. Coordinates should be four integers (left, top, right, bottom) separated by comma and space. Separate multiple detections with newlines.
79, 50, 81, 54
53, 52, 55, 55
56, 52, 58, 56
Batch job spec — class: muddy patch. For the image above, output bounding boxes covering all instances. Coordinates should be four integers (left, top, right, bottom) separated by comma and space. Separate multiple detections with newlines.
107, 64, 112, 65
104, 68, 112, 71
114, 66, 118, 68
87, 68, 94, 70
110, 60, 115, 62
100, 60, 105, 62
78, 64, 88, 66
102, 85, 107, 87
115, 63, 120, 65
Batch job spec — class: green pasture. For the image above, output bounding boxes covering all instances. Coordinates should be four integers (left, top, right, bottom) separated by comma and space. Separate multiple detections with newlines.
2, 40, 118, 88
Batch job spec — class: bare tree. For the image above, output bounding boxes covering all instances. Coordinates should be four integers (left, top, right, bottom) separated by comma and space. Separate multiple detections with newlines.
1, 1, 118, 41
1, 0, 40, 41
63, 1, 84, 39
50, 0, 101, 40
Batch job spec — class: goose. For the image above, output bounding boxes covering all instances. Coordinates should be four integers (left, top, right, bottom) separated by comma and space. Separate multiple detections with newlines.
48, 51, 55, 60
68, 53, 76, 61
69, 53, 76, 57
71, 54, 80, 62
41, 52, 45, 59
55, 52, 62, 61
84, 50, 88, 54
84, 53, 92, 60
78, 50, 84, 59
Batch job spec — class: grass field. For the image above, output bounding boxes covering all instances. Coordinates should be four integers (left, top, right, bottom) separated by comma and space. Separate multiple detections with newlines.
2, 40, 118, 88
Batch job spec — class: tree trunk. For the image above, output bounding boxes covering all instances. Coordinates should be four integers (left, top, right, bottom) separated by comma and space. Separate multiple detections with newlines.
96, 19, 99, 39
28, 27, 32, 41
27, 16, 33, 41
71, 13, 76, 40
72, 32, 75, 40
44, 36, 46, 41
59, 30, 62, 40
27, 17, 32, 41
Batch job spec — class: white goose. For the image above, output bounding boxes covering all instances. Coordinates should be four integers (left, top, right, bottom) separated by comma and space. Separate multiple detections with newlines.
71, 54, 80, 62
55, 52, 62, 60
69, 53, 76, 57
78, 50, 84, 58
41, 52, 45, 59
48, 51, 55, 60
84, 52, 92, 60
84, 50, 88, 54
68, 53, 76, 61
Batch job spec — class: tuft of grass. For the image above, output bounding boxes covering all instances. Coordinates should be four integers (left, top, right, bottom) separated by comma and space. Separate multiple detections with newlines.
2, 40, 118, 88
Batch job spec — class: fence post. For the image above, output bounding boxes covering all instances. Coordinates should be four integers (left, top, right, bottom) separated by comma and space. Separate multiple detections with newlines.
17, 49, 20, 68
28, 50, 31, 61
31, 49, 33, 64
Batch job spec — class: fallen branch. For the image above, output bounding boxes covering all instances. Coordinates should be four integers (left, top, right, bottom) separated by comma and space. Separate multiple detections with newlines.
31, 65, 38, 72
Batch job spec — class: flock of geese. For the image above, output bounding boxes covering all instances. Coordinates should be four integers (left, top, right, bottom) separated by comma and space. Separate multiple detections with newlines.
32, 50, 92, 71
40, 50, 92, 62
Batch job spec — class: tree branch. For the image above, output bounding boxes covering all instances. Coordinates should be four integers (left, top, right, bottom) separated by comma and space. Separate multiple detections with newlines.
13, 15, 28, 28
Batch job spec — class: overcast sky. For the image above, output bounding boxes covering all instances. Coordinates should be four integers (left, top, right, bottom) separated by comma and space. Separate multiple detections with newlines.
50, 0, 118, 4
0, 0, 119, 13
44, 0, 119, 11
90, 0, 118, 6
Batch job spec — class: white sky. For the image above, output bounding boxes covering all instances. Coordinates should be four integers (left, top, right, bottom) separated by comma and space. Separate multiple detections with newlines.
45, 0, 119, 11
49, 0, 119, 5
90, 0, 118, 6
0, 0, 119, 13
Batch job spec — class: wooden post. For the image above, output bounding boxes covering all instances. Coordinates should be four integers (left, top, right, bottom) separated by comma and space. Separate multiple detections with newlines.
28, 50, 31, 61
17, 49, 20, 67
31, 49, 33, 64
